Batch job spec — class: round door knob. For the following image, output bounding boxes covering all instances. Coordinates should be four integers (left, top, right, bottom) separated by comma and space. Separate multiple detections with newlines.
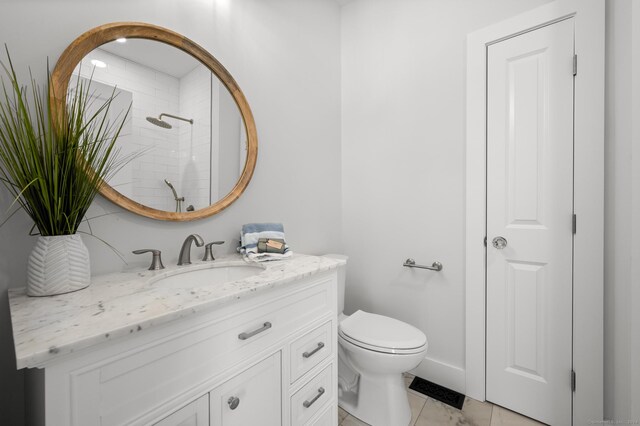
492, 236, 508, 249
228, 396, 240, 410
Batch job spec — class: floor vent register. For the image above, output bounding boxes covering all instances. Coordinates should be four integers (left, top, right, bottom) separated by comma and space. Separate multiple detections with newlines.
408, 376, 466, 410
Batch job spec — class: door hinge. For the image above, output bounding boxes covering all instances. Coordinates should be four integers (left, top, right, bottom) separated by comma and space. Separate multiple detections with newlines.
572, 214, 577, 234
484, 236, 487, 247
571, 370, 576, 392
573, 54, 578, 76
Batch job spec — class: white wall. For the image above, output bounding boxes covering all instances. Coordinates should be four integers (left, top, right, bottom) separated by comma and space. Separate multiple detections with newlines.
340, 0, 552, 392
604, 0, 640, 421
604, 0, 631, 419
631, 2, 640, 420
0, 1, 342, 424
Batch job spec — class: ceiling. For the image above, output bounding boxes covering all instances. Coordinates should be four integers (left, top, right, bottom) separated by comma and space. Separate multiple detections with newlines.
99, 38, 201, 79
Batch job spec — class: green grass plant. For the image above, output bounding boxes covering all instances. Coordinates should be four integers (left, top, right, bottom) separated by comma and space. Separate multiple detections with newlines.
0, 49, 130, 236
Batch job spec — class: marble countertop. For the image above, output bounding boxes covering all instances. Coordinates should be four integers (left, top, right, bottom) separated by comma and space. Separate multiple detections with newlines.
8, 253, 344, 369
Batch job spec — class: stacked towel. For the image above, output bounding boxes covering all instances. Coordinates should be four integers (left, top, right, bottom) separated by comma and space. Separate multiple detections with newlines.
240, 223, 292, 262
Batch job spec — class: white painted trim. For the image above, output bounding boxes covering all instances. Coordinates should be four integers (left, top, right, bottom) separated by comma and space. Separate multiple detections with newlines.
410, 356, 465, 395
631, 1, 640, 421
465, 1, 604, 424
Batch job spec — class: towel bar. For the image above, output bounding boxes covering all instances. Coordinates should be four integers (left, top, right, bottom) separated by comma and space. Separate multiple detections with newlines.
403, 258, 443, 271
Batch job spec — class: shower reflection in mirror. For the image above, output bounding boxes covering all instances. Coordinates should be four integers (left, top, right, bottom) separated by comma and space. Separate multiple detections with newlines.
163, 179, 184, 212
146, 113, 193, 129
69, 39, 247, 213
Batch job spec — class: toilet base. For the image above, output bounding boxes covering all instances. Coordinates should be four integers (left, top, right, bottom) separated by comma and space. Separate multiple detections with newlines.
339, 372, 411, 426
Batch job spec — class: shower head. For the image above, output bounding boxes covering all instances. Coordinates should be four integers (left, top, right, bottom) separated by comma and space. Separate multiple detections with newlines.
146, 116, 172, 129
146, 113, 194, 129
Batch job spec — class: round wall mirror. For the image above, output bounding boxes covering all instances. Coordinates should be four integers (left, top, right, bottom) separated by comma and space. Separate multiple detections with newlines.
50, 22, 258, 221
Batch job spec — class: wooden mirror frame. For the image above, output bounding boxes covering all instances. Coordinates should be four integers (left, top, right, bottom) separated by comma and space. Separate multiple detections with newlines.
50, 22, 258, 221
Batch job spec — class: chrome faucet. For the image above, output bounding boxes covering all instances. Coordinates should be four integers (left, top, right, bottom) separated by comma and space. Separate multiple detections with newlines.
178, 234, 204, 265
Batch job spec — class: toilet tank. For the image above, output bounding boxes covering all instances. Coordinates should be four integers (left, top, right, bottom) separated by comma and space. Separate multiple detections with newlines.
323, 254, 348, 315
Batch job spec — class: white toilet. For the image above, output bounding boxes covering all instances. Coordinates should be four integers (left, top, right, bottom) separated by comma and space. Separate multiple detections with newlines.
325, 254, 428, 426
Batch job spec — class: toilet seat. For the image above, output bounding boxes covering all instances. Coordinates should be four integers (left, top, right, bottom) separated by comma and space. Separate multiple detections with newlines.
339, 332, 427, 355
339, 310, 427, 355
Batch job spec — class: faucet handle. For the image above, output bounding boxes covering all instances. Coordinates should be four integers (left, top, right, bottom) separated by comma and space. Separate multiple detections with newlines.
133, 249, 165, 270
203, 241, 225, 261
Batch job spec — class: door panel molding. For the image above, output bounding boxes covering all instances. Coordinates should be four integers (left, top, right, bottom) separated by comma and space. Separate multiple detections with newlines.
465, 1, 604, 424
485, 18, 574, 424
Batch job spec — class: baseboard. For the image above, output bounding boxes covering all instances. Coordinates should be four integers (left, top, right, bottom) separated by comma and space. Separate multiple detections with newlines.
409, 356, 466, 395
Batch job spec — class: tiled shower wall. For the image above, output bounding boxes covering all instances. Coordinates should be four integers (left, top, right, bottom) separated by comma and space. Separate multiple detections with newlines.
76, 48, 191, 212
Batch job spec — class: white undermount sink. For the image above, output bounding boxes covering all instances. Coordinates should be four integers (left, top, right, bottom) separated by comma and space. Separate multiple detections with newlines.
151, 264, 264, 289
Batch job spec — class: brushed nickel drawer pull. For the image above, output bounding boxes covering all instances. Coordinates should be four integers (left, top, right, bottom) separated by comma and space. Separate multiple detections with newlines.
302, 342, 325, 359
238, 322, 272, 340
303, 387, 325, 408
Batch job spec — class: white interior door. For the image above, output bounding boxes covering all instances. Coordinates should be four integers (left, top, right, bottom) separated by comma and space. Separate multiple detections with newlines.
486, 18, 574, 425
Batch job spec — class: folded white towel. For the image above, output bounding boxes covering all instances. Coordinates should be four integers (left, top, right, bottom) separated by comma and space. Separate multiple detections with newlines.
240, 223, 292, 262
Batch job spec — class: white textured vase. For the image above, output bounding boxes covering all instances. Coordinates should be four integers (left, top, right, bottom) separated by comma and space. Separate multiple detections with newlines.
27, 234, 91, 297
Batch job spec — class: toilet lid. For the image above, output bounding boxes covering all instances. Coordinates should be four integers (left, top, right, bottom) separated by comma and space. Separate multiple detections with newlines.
339, 310, 427, 351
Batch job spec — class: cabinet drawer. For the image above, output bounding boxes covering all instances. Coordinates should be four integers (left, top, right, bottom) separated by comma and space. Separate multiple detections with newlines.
306, 403, 336, 426
291, 364, 334, 426
290, 321, 332, 383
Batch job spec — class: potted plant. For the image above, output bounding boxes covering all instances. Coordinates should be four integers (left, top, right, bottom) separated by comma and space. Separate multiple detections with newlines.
0, 51, 129, 296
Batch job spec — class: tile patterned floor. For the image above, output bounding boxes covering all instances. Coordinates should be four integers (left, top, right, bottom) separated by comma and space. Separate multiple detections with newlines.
338, 373, 545, 426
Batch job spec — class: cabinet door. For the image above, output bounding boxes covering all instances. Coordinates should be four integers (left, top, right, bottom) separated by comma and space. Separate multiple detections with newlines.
209, 352, 281, 426
154, 394, 209, 426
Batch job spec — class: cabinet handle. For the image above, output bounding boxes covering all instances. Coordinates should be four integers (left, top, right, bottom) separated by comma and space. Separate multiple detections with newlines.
303, 387, 325, 408
238, 322, 272, 340
302, 342, 325, 359
227, 396, 240, 410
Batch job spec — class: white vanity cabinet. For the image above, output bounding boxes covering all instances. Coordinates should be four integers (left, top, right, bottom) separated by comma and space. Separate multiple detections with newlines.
152, 351, 283, 426
23, 268, 338, 426
154, 395, 209, 426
